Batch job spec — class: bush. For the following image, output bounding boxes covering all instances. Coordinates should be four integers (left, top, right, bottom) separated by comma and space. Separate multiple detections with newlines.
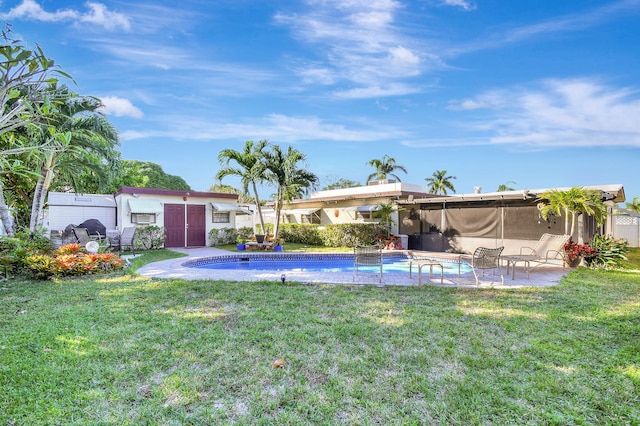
237, 227, 254, 241
279, 223, 387, 247
134, 226, 165, 250
0, 230, 55, 276
24, 244, 124, 279
209, 228, 238, 246
585, 234, 629, 269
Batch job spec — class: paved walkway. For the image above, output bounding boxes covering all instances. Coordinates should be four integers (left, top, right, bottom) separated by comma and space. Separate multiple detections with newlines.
136, 247, 571, 288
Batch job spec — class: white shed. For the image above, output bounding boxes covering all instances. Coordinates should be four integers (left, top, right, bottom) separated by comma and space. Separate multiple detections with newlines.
45, 192, 117, 233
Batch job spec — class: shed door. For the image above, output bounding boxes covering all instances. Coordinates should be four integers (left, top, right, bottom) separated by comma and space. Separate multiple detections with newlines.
164, 204, 185, 248
187, 205, 206, 247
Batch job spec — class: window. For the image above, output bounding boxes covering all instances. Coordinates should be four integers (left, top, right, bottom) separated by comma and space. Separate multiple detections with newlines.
302, 213, 320, 224
131, 213, 156, 224
212, 212, 230, 223
356, 211, 373, 220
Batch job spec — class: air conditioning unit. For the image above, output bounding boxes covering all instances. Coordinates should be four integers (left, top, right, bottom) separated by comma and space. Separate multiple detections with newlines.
135, 214, 154, 224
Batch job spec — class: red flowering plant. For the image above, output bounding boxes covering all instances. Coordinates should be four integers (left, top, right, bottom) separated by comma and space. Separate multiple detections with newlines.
563, 238, 598, 264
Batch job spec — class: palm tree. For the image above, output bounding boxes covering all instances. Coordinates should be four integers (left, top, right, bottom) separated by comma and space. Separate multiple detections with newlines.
538, 187, 607, 236
366, 155, 407, 183
374, 202, 404, 237
425, 170, 456, 195
216, 140, 269, 235
28, 87, 120, 232
625, 196, 640, 213
263, 145, 318, 240
497, 181, 517, 192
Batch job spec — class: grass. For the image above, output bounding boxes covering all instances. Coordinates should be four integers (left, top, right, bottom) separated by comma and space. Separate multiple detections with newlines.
1, 250, 639, 424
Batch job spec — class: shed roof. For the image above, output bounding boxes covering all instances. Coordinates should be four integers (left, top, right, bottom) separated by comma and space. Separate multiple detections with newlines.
47, 192, 116, 208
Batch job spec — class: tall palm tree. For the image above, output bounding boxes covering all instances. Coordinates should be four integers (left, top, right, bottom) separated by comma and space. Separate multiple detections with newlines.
497, 181, 517, 192
263, 145, 318, 240
538, 187, 607, 236
625, 196, 640, 213
28, 87, 119, 232
366, 155, 407, 183
425, 170, 456, 195
216, 140, 269, 235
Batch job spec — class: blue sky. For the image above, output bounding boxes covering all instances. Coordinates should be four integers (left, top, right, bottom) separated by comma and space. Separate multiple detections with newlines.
2, 0, 639, 201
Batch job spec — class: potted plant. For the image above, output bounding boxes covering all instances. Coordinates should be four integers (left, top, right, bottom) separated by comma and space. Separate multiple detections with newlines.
563, 238, 597, 267
274, 237, 284, 252
236, 236, 246, 251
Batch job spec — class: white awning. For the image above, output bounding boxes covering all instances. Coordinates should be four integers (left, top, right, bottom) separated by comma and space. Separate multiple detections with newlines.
344, 205, 381, 212
282, 208, 320, 215
211, 202, 251, 214
128, 198, 163, 214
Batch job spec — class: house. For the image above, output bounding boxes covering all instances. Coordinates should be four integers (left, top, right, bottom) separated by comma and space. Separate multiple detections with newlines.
45, 187, 249, 248
266, 180, 432, 235
114, 187, 249, 247
397, 184, 626, 254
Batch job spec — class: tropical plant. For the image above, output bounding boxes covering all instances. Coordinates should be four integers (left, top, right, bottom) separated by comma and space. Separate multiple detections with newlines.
26, 86, 120, 232
625, 196, 640, 213
538, 187, 607, 236
366, 155, 407, 183
497, 181, 517, 192
425, 170, 457, 195
104, 160, 190, 192
584, 234, 628, 269
373, 202, 404, 237
217, 140, 268, 235
133, 226, 165, 250
322, 178, 361, 190
0, 31, 72, 235
263, 145, 318, 240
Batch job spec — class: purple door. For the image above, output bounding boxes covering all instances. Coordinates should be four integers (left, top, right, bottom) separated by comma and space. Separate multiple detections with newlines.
187, 204, 206, 247
164, 204, 185, 248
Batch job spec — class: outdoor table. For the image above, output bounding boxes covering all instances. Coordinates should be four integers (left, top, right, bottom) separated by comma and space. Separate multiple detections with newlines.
409, 259, 444, 285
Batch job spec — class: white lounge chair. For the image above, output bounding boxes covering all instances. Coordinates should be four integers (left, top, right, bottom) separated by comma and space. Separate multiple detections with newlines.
502, 233, 570, 279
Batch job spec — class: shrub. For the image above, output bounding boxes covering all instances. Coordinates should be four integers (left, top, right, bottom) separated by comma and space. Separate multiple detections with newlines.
209, 228, 238, 246
237, 227, 254, 241
279, 223, 387, 247
0, 230, 55, 276
585, 234, 628, 269
24, 244, 124, 279
134, 226, 165, 250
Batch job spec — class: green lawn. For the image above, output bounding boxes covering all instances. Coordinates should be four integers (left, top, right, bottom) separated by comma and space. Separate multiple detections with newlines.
1, 250, 639, 424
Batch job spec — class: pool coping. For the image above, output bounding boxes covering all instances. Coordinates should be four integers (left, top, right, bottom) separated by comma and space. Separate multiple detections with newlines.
135, 247, 571, 288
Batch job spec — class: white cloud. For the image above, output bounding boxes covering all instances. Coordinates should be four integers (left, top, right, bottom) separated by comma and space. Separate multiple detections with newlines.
98, 96, 143, 118
275, 0, 428, 98
119, 113, 408, 143
461, 79, 640, 147
442, 0, 476, 11
0, 0, 130, 31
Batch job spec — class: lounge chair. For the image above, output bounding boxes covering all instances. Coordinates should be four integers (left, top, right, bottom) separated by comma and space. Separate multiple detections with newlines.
119, 227, 137, 253
502, 233, 570, 279
72, 227, 93, 246
468, 246, 504, 286
353, 245, 383, 283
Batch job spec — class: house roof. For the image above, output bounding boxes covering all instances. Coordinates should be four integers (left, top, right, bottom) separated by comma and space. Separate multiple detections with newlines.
115, 186, 238, 200
401, 184, 626, 205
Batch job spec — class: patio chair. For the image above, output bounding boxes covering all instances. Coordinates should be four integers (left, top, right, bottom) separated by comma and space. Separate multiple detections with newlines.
119, 227, 137, 253
502, 233, 570, 279
72, 227, 93, 246
353, 245, 383, 283
467, 246, 504, 286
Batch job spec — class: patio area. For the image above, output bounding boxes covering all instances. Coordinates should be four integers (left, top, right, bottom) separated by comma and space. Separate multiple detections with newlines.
136, 247, 571, 288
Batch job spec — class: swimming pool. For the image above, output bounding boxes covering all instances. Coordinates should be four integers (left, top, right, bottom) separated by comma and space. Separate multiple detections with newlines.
185, 253, 472, 275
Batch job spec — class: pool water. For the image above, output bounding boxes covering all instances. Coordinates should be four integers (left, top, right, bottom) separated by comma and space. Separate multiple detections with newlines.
189, 254, 471, 275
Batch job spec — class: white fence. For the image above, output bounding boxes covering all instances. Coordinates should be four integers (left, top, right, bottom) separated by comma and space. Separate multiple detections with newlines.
612, 211, 640, 247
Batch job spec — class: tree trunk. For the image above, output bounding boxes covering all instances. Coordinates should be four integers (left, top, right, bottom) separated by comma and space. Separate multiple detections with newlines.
251, 181, 266, 235
273, 188, 283, 240
29, 162, 54, 233
0, 182, 15, 236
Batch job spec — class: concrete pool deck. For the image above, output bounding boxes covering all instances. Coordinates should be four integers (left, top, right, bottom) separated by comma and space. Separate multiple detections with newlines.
135, 247, 571, 288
